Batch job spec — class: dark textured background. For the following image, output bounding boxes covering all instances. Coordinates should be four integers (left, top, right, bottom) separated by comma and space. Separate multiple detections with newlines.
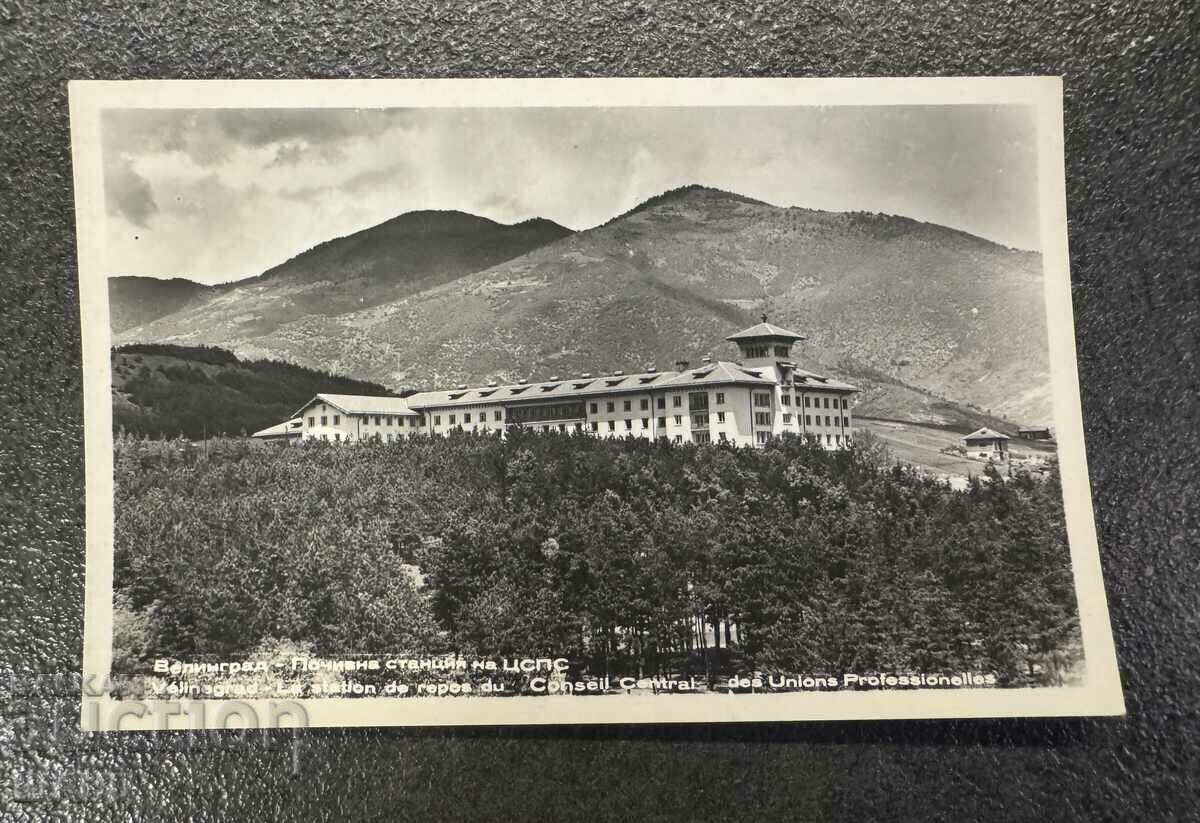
1, 1, 1197, 819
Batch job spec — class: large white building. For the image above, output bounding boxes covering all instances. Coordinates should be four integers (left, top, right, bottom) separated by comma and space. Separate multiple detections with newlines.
280, 318, 859, 449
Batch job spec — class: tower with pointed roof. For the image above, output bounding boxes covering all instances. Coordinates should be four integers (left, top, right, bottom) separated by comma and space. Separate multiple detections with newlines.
726, 314, 805, 383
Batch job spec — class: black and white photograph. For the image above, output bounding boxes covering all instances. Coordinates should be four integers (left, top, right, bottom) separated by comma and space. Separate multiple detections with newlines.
69, 78, 1123, 729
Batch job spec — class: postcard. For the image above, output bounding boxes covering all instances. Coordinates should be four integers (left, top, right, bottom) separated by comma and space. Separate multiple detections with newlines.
69, 77, 1124, 730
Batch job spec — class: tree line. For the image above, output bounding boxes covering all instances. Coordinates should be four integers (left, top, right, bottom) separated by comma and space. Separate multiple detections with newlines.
112, 430, 1082, 691
111, 344, 395, 440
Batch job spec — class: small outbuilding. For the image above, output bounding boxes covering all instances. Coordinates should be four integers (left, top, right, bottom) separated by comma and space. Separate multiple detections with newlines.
1018, 425, 1054, 441
961, 427, 1010, 460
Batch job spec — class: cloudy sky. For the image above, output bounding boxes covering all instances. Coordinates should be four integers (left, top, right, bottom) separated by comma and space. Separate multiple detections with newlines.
101, 105, 1040, 284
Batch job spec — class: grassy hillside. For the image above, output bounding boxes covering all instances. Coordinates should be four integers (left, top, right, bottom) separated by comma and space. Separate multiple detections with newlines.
115, 186, 1051, 425
858, 417, 1058, 486
111, 344, 394, 439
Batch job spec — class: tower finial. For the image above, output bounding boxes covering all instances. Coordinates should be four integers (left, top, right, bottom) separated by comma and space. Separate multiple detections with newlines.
761, 312, 768, 323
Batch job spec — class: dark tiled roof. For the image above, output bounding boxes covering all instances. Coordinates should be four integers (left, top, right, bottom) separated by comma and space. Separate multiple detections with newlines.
405, 361, 776, 410
725, 321, 806, 342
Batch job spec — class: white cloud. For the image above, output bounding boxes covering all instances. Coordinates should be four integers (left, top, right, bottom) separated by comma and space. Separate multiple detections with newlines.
101, 105, 1040, 282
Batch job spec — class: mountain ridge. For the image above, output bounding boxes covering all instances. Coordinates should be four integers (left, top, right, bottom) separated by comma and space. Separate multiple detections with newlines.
108, 276, 214, 334
111, 185, 1051, 425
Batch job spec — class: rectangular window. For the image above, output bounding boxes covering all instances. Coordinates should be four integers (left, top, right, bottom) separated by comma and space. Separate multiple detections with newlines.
756, 431, 769, 444
673, 395, 682, 408
753, 392, 772, 408
774, 345, 789, 357
835, 434, 842, 445
841, 398, 848, 410
754, 412, 771, 426
691, 414, 707, 427
804, 396, 811, 408
624, 419, 632, 430
374, 415, 381, 425
674, 415, 682, 425
607, 421, 615, 431
398, 418, 405, 427
782, 413, 791, 423
805, 415, 812, 426
718, 432, 727, 442
843, 417, 850, 427
781, 394, 791, 406
717, 412, 726, 423
449, 414, 456, 424
607, 401, 615, 413
694, 431, 711, 444
334, 433, 341, 442
494, 410, 502, 421
674, 435, 683, 443
320, 415, 327, 426
590, 421, 599, 432
590, 402, 598, 414
657, 417, 666, 428
715, 392, 725, 405
826, 434, 832, 445
333, 415, 340, 425
386, 433, 394, 442
656, 397, 666, 409
434, 415, 441, 426
825, 416, 831, 427
623, 400, 632, 412
642, 418, 649, 428
308, 416, 315, 427
464, 413, 472, 423
640, 398, 649, 411
823, 397, 830, 409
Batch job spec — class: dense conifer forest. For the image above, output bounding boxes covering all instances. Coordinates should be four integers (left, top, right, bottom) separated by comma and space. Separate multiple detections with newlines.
111, 344, 394, 440
111, 430, 1082, 694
